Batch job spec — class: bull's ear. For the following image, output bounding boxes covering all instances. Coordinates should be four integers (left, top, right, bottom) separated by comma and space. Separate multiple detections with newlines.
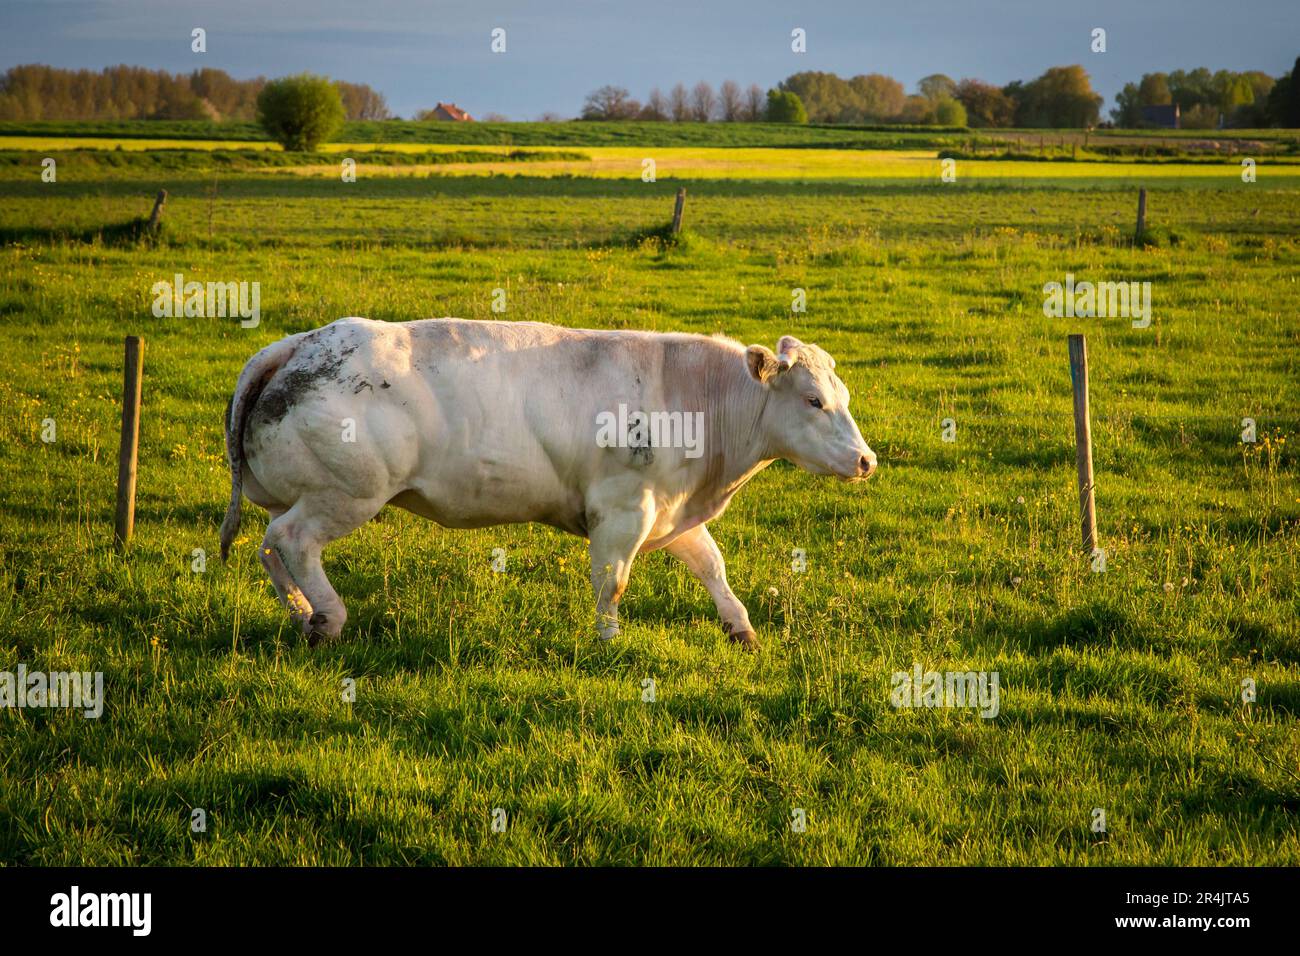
746, 345, 780, 384
776, 335, 804, 371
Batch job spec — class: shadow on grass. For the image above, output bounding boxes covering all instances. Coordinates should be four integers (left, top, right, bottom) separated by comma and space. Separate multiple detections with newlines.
1008, 601, 1153, 654
1227, 615, 1300, 667
0, 217, 164, 247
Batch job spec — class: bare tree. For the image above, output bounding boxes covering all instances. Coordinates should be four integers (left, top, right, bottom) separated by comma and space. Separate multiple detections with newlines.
336, 81, 391, 120
581, 85, 640, 120
689, 80, 717, 121
643, 87, 669, 121
719, 80, 743, 121
669, 83, 690, 121
743, 83, 766, 121
536, 111, 566, 122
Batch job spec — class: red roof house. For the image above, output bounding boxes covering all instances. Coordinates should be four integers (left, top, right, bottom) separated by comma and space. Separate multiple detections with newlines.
430, 102, 473, 121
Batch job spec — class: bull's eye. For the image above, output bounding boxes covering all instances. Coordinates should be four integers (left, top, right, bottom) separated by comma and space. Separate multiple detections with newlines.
807, 397, 823, 409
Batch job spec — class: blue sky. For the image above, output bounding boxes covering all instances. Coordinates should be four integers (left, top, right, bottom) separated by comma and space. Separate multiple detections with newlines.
1, 0, 1296, 119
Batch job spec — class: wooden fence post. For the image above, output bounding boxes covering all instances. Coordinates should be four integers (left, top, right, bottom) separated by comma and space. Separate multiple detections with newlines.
147, 189, 167, 229
114, 335, 144, 550
1068, 334, 1097, 555
671, 187, 686, 234
1135, 187, 1147, 243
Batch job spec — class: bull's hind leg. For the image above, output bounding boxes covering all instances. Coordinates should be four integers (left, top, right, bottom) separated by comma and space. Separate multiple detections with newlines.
263, 495, 383, 646
259, 508, 314, 630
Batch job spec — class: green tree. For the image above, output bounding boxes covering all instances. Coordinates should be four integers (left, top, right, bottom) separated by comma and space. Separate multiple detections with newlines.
1181, 103, 1220, 129
917, 74, 957, 101
847, 73, 905, 122
1236, 70, 1275, 124
1138, 73, 1172, 106
1110, 82, 1142, 127
898, 95, 934, 124
1168, 68, 1215, 111
1243, 71, 1276, 103
766, 89, 808, 123
1215, 72, 1254, 109
1267, 58, 1300, 127
956, 78, 1014, 127
1001, 80, 1026, 121
256, 73, 345, 151
932, 95, 967, 126
778, 71, 852, 122
1012, 65, 1102, 127
1112, 73, 1172, 127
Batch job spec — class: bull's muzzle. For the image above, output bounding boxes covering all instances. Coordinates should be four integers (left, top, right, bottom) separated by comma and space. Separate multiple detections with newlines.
856, 451, 878, 480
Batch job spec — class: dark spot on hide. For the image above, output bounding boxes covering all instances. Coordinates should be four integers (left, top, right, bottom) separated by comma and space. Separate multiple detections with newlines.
628, 417, 654, 466
623, 405, 657, 466
253, 342, 349, 428
572, 340, 604, 376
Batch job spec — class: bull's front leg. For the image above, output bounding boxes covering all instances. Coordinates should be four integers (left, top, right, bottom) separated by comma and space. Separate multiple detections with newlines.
587, 494, 655, 641
664, 523, 757, 649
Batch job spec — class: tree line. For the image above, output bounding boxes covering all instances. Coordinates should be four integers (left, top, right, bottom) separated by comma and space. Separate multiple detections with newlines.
1111, 63, 1296, 128
581, 68, 1103, 127
584, 58, 1300, 128
0, 64, 390, 122
582, 81, 770, 122
4, 58, 1297, 129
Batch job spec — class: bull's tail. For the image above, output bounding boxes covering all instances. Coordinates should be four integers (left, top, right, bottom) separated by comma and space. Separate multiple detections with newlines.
219, 334, 302, 561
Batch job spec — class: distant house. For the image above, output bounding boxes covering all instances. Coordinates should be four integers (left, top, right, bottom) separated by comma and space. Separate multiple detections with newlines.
1140, 104, 1180, 129
430, 102, 473, 122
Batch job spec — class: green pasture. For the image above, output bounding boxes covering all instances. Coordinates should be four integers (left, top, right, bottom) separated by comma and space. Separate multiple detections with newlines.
0, 141, 1296, 864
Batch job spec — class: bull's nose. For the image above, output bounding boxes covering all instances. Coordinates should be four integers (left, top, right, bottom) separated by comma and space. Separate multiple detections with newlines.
858, 452, 877, 479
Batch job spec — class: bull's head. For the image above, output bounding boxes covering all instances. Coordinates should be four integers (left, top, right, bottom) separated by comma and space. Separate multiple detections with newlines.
746, 335, 877, 482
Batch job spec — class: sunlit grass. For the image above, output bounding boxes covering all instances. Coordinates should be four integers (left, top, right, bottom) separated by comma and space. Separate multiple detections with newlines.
0, 157, 1296, 865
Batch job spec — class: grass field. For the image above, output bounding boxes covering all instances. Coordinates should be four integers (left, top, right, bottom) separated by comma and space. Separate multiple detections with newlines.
7, 138, 1300, 186
0, 134, 1297, 865
0, 119, 976, 149
3, 118, 1297, 152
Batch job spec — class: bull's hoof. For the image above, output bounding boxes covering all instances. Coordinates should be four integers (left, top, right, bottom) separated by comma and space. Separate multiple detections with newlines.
305, 612, 340, 647
724, 624, 759, 651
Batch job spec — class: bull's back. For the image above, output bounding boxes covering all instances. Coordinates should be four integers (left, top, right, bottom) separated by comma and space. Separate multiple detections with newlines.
398, 320, 669, 528
243, 317, 704, 531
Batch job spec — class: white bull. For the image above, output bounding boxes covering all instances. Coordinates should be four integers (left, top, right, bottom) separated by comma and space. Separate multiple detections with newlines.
220, 318, 876, 648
